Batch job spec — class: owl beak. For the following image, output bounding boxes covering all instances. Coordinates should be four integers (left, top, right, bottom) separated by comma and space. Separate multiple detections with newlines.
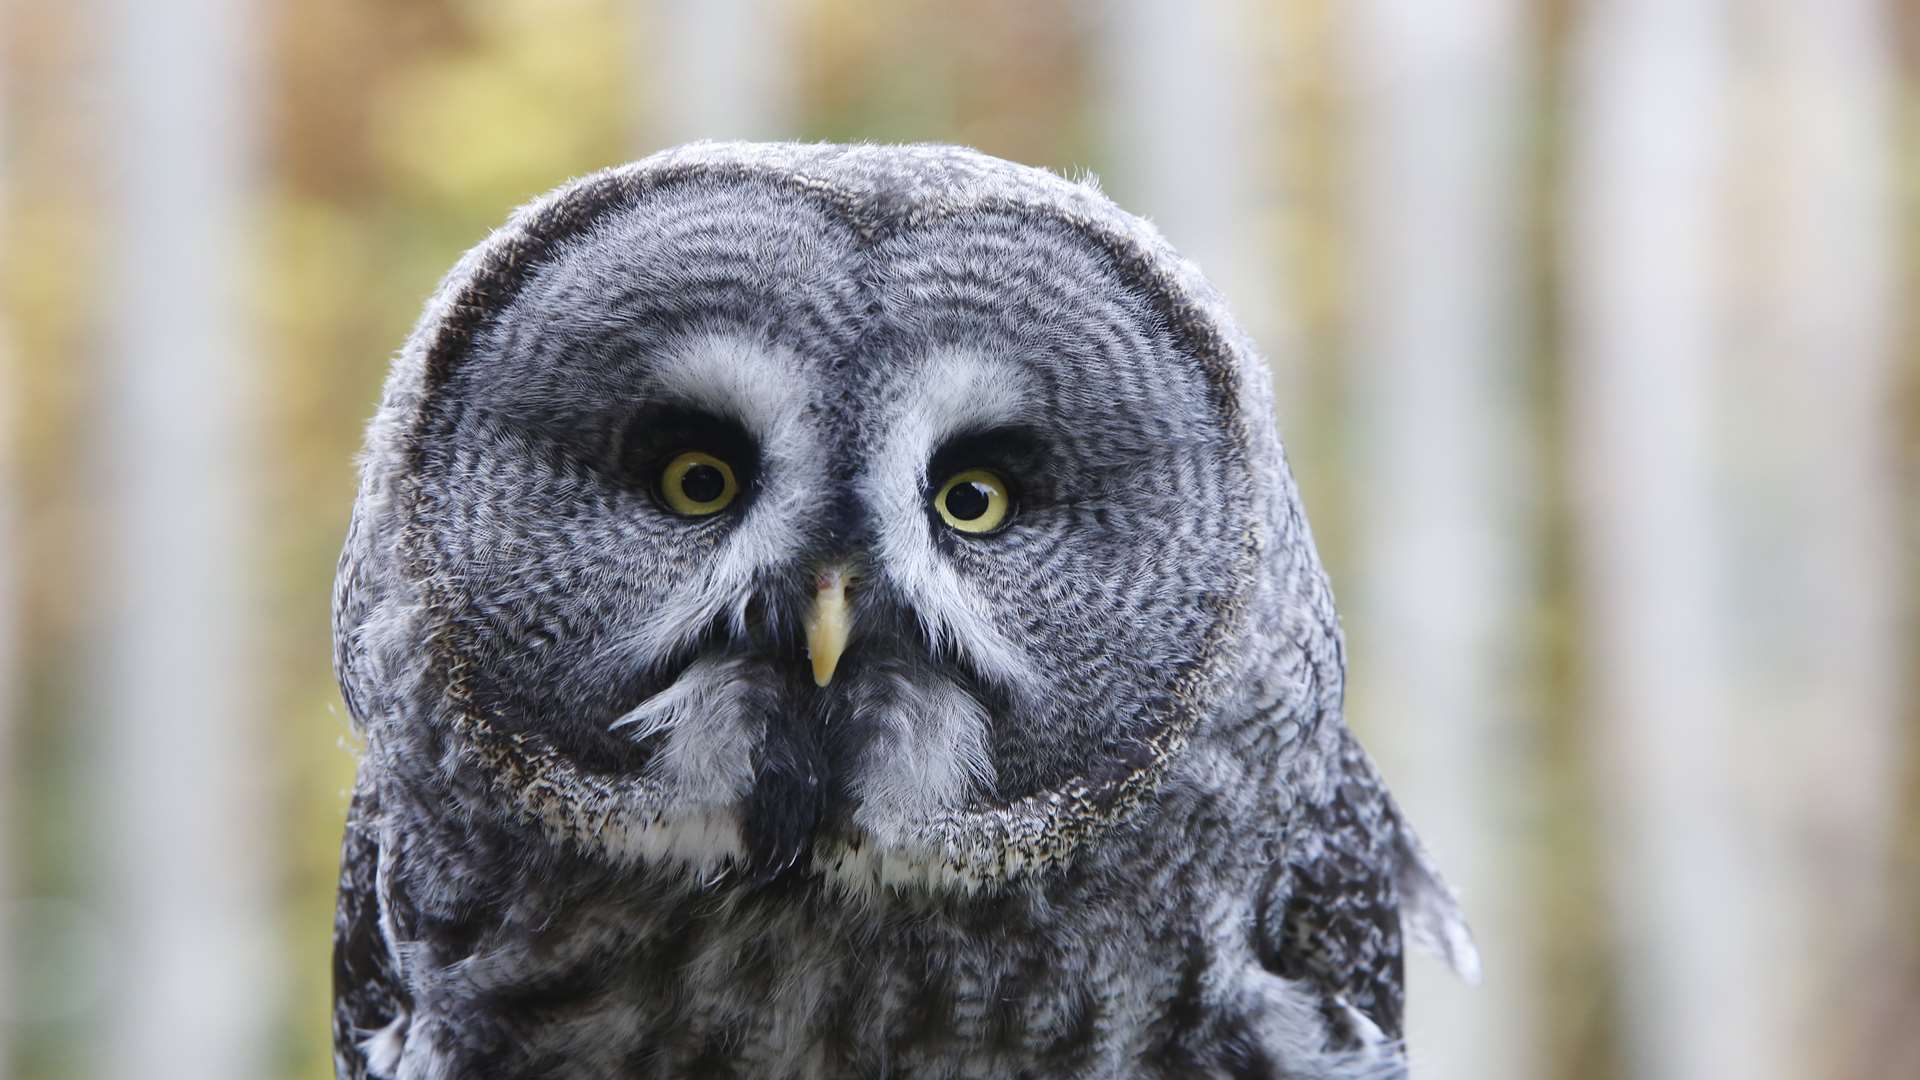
804, 563, 856, 687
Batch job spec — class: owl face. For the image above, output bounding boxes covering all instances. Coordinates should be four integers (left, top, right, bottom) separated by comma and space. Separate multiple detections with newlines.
400, 160, 1259, 888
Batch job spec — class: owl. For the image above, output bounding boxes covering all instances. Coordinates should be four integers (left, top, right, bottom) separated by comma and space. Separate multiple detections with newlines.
331, 142, 1476, 1080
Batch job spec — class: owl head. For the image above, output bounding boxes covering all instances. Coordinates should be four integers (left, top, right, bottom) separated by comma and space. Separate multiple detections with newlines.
336, 143, 1340, 895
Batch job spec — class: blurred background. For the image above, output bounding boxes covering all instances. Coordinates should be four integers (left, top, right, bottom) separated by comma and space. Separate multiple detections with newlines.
0, 0, 1914, 1077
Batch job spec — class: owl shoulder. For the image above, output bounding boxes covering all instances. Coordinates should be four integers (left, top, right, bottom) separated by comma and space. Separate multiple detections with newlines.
1254, 727, 1476, 1050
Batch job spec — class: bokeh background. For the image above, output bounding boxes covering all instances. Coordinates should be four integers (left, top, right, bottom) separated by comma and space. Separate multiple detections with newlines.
0, 1, 1915, 1077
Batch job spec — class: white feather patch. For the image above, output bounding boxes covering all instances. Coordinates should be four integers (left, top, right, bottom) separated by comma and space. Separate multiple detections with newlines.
359, 1013, 408, 1078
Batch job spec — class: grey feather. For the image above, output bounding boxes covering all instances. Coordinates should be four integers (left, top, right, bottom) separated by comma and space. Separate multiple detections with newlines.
331, 141, 1475, 1079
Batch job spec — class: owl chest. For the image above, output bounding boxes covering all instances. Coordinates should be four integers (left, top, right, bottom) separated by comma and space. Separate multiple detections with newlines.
412, 893, 1163, 1079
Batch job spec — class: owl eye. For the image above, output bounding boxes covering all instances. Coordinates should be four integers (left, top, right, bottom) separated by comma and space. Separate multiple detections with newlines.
657, 450, 739, 516
933, 468, 1012, 534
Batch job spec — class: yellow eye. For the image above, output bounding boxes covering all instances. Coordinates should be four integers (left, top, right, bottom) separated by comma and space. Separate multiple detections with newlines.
657, 450, 738, 516
934, 468, 1012, 534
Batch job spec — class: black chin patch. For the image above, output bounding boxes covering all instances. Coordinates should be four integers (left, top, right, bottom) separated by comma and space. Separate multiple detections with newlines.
741, 718, 827, 886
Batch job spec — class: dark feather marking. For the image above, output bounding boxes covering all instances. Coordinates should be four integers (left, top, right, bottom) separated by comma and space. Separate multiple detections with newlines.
682, 1025, 747, 1080
897, 948, 962, 1051
814, 954, 867, 1071
743, 721, 827, 885
1142, 935, 1215, 1077
331, 780, 410, 1080
475, 959, 617, 1024
1216, 1013, 1281, 1080
1036, 983, 1101, 1070
1259, 729, 1410, 1045
983, 953, 1036, 1056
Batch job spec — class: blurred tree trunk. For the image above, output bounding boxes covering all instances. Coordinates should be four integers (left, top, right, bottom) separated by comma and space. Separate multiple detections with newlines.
0, 15, 13, 1068
1093, 0, 1296, 426
1565, 2, 1779, 1077
97, 1, 271, 1078
633, 0, 795, 149
1341, 2, 1535, 1077
0, 385, 12, 1080
1733, 1, 1905, 1072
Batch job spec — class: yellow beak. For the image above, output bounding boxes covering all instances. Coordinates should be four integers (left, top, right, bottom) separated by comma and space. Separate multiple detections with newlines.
805, 564, 855, 687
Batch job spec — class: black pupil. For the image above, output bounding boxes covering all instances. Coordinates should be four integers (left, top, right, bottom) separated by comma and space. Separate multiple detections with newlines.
680, 462, 726, 504
944, 480, 992, 521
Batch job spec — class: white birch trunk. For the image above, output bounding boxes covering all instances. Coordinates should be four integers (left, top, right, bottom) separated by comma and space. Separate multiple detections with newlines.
635, 0, 795, 149
1565, 3, 1776, 1077
1341, 3, 1534, 1076
98, 1, 271, 1077
1094, 0, 1296, 424
1731, 0, 1903, 1064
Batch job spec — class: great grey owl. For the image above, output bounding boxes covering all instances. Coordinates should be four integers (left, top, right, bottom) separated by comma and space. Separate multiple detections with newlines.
331, 142, 1477, 1080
